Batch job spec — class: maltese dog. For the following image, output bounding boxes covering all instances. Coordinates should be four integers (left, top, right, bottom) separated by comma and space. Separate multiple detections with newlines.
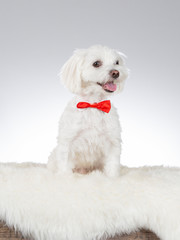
48, 45, 128, 177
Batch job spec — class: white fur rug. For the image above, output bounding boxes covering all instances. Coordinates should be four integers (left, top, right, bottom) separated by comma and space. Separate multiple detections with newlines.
0, 163, 180, 240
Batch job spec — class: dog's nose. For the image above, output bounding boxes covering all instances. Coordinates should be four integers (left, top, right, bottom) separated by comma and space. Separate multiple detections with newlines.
110, 70, 119, 79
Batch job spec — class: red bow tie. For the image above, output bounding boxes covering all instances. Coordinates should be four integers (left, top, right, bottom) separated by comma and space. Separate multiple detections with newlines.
77, 100, 111, 113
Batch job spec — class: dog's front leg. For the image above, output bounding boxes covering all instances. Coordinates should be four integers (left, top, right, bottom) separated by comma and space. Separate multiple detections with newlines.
104, 139, 121, 178
56, 142, 74, 173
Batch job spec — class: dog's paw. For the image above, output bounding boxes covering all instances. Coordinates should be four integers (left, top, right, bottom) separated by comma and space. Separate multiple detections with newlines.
104, 165, 121, 178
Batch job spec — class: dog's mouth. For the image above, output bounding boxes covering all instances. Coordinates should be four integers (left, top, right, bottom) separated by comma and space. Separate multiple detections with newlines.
97, 81, 117, 93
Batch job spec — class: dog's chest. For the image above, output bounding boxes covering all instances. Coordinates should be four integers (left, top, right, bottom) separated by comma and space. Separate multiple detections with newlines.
80, 108, 110, 131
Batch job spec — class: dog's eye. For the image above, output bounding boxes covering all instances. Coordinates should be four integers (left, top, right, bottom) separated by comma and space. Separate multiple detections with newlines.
115, 60, 119, 65
93, 61, 102, 68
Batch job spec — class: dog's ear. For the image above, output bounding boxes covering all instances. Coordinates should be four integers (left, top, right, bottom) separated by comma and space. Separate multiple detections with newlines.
118, 51, 127, 63
60, 49, 85, 94
116, 51, 130, 93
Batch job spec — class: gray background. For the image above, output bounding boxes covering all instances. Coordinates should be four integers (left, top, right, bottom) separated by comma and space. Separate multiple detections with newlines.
0, 0, 180, 167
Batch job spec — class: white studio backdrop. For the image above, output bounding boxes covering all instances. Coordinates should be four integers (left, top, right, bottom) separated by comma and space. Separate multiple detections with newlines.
0, 0, 180, 167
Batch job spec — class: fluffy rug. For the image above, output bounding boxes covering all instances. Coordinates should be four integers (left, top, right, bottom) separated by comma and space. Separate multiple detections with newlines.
0, 163, 180, 240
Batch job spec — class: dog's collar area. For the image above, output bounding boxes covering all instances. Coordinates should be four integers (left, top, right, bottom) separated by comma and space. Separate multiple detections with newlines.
77, 100, 111, 113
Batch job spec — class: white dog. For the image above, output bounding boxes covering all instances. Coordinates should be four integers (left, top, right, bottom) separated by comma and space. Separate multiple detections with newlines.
48, 45, 128, 177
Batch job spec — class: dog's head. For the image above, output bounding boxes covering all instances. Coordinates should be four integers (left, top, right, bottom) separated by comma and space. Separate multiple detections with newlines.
60, 45, 129, 96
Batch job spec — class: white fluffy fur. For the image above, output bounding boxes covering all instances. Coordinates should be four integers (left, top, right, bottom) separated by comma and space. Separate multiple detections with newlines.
48, 45, 128, 177
0, 163, 180, 240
